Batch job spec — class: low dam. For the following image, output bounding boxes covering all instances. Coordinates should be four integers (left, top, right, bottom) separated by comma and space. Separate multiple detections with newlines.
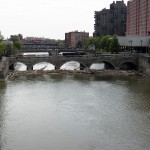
0, 53, 150, 80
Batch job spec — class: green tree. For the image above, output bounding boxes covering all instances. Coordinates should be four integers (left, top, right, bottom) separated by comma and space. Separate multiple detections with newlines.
0, 33, 6, 57
100, 35, 113, 51
10, 35, 20, 43
106, 38, 113, 52
109, 36, 120, 53
92, 37, 101, 50
56, 40, 65, 47
0, 43, 6, 56
81, 35, 120, 52
76, 41, 84, 48
5, 44, 13, 56
82, 37, 102, 51
14, 41, 23, 50
0, 36, 4, 42
8, 34, 23, 55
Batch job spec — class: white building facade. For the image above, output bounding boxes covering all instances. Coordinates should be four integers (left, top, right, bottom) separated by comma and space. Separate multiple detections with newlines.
117, 36, 150, 53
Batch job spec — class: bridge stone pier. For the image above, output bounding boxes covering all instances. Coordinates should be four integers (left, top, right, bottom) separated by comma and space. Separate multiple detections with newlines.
9, 54, 138, 71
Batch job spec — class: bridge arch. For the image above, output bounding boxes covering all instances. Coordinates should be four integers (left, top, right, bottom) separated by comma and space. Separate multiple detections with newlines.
32, 61, 56, 70
9, 62, 28, 71
8, 54, 139, 71
59, 60, 87, 70
103, 61, 115, 70
119, 61, 137, 70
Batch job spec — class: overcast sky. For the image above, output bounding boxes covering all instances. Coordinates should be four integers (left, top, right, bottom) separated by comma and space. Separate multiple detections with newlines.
0, 0, 128, 40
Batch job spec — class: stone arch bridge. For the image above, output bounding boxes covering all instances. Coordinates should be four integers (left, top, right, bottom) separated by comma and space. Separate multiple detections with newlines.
9, 54, 138, 70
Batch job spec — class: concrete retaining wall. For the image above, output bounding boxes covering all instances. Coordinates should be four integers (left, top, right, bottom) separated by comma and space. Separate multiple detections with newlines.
138, 54, 150, 74
0, 57, 9, 81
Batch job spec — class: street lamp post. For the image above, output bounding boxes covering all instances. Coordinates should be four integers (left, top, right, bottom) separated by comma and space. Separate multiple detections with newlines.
129, 40, 133, 53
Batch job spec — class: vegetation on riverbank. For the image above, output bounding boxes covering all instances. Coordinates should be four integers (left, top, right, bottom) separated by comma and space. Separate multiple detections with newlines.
0, 33, 23, 57
77, 35, 120, 53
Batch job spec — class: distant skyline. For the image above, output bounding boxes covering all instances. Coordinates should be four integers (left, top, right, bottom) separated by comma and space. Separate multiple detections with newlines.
0, 0, 128, 40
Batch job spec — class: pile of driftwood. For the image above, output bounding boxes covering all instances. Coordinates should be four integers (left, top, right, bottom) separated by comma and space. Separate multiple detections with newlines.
8, 69, 143, 79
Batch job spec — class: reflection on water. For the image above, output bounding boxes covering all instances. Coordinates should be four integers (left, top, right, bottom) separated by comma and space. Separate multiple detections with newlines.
0, 83, 7, 150
125, 77, 150, 111
0, 75, 150, 150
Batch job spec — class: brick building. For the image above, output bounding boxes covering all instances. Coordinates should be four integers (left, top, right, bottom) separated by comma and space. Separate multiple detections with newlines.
65, 31, 89, 48
126, 0, 150, 36
94, 9, 111, 36
94, 0, 127, 37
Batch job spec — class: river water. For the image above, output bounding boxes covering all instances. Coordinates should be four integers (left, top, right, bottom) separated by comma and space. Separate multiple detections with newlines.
0, 73, 150, 150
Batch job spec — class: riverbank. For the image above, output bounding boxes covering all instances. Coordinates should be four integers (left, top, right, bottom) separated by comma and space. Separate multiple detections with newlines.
8, 69, 144, 79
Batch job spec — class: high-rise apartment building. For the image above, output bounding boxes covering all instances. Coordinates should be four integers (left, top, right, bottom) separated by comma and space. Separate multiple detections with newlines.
94, 0, 127, 37
126, 0, 150, 36
94, 9, 111, 36
65, 31, 89, 48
